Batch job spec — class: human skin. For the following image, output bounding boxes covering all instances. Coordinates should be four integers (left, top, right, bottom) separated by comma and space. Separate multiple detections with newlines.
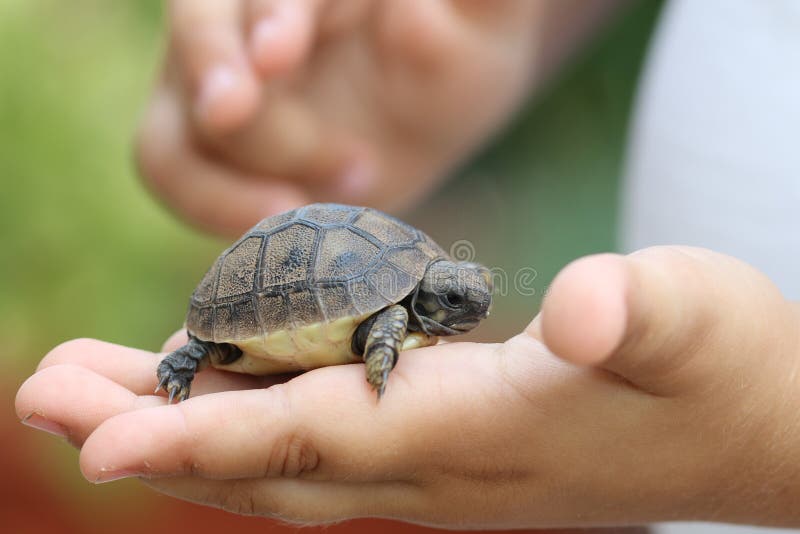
16, 246, 800, 528
136, 0, 624, 236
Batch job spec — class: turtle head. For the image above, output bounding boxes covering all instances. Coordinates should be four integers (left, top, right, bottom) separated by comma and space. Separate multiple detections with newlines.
412, 260, 493, 336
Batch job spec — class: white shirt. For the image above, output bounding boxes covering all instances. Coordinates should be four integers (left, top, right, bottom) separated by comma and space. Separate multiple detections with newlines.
622, 0, 800, 299
621, 1, 800, 532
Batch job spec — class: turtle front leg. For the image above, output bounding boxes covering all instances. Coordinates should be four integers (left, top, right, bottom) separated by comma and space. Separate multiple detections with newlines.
360, 305, 408, 399
155, 335, 217, 403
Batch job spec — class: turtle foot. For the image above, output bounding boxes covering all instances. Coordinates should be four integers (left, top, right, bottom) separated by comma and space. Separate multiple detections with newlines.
155, 356, 197, 403
154, 337, 213, 403
155, 361, 193, 403
365, 346, 394, 401
374, 370, 389, 400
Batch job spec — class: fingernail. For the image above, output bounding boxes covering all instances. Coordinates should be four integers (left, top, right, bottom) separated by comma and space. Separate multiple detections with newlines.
94, 467, 141, 484
196, 65, 238, 121
21, 412, 68, 438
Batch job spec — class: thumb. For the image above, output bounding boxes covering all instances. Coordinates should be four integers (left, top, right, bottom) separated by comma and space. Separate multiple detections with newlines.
538, 246, 793, 396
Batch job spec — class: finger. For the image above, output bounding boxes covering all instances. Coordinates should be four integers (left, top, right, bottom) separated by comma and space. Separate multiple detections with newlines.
249, 0, 373, 63
79, 342, 496, 484
209, 0, 375, 187
136, 83, 310, 237
246, 0, 320, 77
169, 0, 260, 133
537, 254, 627, 367
204, 93, 374, 191
38, 338, 162, 390
80, 373, 384, 483
374, 0, 467, 70
142, 476, 414, 524
16, 364, 162, 446
540, 247, 791, 396
35, 338, 266, 397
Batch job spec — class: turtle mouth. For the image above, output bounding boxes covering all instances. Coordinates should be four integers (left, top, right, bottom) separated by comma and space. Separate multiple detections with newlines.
418, 316, 461, 336
418, 316, 478, 336
450, 320, 481, 333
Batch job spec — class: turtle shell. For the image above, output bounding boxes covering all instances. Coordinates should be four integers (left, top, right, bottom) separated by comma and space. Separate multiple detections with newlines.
185, 203, 448, 345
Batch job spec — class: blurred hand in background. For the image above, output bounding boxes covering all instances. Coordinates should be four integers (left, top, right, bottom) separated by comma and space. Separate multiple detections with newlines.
136, 0, 544, 235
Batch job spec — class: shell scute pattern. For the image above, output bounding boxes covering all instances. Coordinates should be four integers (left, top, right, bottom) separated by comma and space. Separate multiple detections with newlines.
231, 298, 259, 340
287, 290, 320, 326
255, 293, 289, 335
314, 227, 381, 282
192, 260, 220, 305
316, 283, 358, 320
213, 305, 234, 342
260, 224, 315, 289
198, 307, 214, 333
365, 261, 414, 302
384, 246, 433, 278
187, 204, 446, 342
299, 203, 355, 225
252, 208, 299, 231
345, 278, 394, 316
353, 210, 417, 247
217, 236, 263, 299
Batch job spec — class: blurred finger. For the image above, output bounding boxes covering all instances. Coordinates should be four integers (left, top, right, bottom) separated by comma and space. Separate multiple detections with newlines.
214, 0, 377, 189
169, 0, 260, 133
246, 0, 320, 77
136, 84, 310, 237
205, 93, 372, 191
374, 0, 466, 69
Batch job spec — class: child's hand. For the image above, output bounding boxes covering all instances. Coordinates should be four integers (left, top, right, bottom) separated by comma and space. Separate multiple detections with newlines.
18, 246, 800, 527
137, 0, 542, 235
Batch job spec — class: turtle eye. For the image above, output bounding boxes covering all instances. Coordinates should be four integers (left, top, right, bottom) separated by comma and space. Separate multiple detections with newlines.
442, 292, 464, 309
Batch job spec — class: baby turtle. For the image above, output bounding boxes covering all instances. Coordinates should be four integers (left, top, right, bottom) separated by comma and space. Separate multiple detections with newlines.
156, 203, 492, 401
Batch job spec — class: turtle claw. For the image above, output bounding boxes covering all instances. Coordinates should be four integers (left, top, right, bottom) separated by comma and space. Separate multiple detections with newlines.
155, 339, 208, 403
365, 353, 393, 401
368, 369, 391, 401
166, 381, 191, 404
377, 369, 390, 400
155, 375, 169, 395
156, 362, 194, 403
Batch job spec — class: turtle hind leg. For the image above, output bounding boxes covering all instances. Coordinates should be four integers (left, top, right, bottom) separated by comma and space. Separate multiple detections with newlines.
156, 336, 227, 403
360, 305, 409, 400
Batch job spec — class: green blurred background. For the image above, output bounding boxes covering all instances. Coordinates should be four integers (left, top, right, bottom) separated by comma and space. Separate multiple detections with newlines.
0, 1, 661, 532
